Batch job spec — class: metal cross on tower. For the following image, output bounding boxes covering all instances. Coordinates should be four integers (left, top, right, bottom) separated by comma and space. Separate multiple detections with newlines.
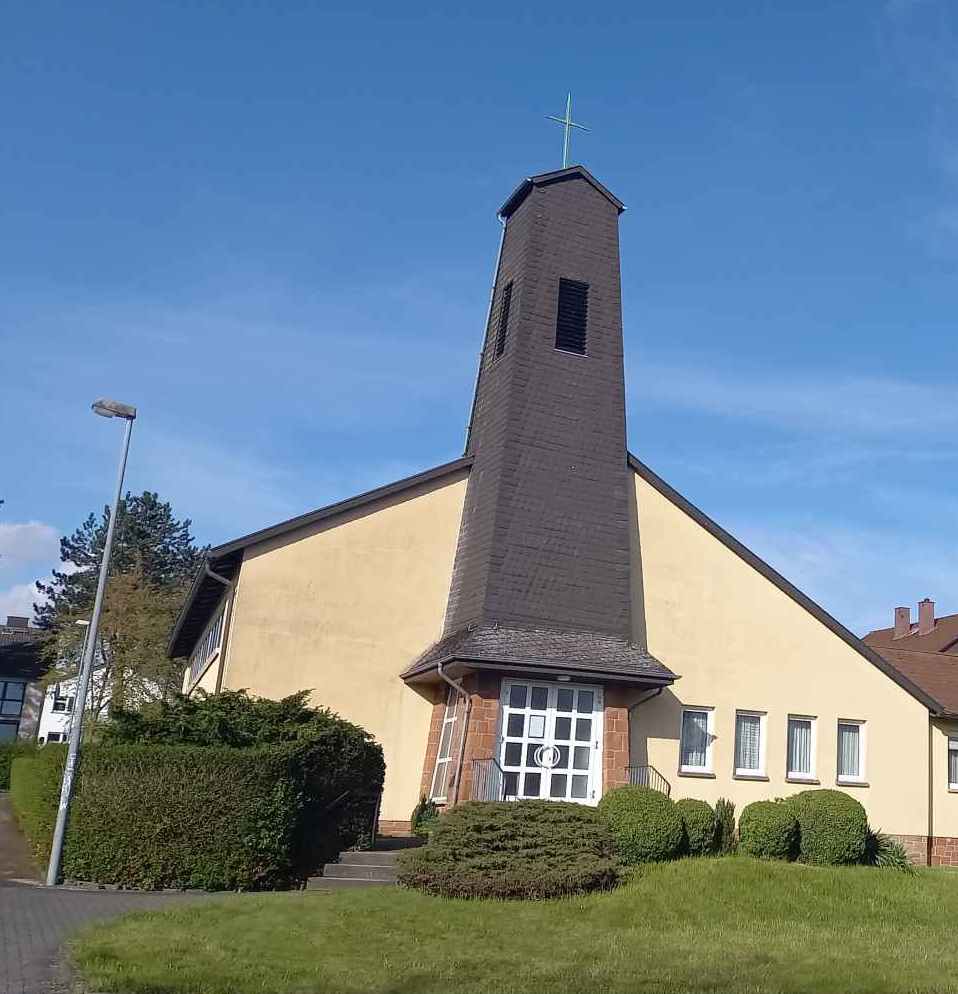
547, 92, 590, 169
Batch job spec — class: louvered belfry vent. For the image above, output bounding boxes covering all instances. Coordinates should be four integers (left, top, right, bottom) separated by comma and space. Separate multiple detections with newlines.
555, 278, 589, 354
494, 281, 513, 358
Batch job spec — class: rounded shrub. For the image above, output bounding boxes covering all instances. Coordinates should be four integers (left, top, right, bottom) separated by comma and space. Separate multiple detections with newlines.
597, 786, 684, 864
675, 798, 717, 856
397, 800, 618, 899
738, 800, 799, 861
786, 789, 868, 865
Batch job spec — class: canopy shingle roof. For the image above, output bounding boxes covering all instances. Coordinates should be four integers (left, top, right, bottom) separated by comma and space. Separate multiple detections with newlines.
401, 623, 676, 686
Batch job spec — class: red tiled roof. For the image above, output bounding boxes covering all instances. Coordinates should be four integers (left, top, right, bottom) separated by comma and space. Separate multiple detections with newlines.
865, 612, 958, 655
864, 612, 958, 716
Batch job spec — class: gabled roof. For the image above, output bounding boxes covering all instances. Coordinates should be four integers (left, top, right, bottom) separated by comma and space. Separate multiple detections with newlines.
401, 623, 676, 686
168, 456, 473, 658
628, 453, 948, 716
499, 165, 625, 219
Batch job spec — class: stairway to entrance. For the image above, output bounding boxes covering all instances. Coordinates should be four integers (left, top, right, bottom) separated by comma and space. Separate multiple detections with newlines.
306, 835, 422, 891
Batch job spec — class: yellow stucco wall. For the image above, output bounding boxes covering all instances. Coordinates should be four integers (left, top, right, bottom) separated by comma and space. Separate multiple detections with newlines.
217, 471, 468, 822
931, 719, 958, 839
631, 469, 932, 836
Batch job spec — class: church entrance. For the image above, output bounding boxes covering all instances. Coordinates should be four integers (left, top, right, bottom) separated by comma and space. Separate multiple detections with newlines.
497, 678, 604, 805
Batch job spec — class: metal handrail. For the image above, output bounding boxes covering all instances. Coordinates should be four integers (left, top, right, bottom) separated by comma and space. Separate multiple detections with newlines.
625, 765, 671, 797
470, 757, 508, 801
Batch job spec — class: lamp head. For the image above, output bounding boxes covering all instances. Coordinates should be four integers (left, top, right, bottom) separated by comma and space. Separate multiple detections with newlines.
91, 398, 137, 420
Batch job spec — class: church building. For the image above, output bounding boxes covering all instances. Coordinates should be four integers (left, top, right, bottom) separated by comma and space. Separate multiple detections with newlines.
169, 165, 958, 862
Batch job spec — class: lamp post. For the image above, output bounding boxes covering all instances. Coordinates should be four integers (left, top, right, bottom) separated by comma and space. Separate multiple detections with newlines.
46, 398, 137, 886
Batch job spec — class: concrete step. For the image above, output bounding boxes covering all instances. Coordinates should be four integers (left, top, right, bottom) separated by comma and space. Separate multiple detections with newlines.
372, 835, 424, 850
322, 862, 398, 882
338, 850, 400, 867
306, 875, 397, 891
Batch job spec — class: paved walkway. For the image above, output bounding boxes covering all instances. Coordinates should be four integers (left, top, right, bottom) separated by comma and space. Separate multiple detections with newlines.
0, 794, 203, 993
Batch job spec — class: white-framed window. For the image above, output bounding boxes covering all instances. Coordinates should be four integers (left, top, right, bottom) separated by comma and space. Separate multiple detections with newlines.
51, 686, 75, 714
948, 737, 958, 791
679, 707, 714, 774
429, 687, 460, 802
787, 715, 817, 781
837, 719, 866, 783
734, 710, 767, 777
188, 600, 228, 684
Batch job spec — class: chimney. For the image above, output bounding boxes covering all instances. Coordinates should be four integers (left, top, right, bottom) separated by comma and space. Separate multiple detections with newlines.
919, 598, 936, 636
894, 606, 910, 639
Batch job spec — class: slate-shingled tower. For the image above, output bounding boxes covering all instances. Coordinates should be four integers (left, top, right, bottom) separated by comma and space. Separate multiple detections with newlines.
445, 165, 634, 641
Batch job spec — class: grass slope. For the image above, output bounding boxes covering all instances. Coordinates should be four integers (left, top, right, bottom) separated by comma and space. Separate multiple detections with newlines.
73, 858, 953, 994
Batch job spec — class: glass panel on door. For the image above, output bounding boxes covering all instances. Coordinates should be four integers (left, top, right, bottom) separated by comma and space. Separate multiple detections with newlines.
498, 680, 602, 805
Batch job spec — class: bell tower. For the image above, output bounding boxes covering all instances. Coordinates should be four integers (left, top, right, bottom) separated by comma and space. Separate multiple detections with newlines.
445, 165, 633, 639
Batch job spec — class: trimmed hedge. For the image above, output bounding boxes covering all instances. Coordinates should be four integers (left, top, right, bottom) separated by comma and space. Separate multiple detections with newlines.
0, 741, 35, 791
9, 746, 64, 863
397, 800, 619, 899
786, 789, 868, 866
597, 786, 684, 864
738, 801, 799, 861
676, 798, 717, 857
9, 726, 385, 889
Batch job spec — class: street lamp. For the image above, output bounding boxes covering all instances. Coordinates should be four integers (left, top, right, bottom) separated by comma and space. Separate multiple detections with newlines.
46, 398, 137, 886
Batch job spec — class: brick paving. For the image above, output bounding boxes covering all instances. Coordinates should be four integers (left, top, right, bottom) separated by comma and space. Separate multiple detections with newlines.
0, 794, 205, 994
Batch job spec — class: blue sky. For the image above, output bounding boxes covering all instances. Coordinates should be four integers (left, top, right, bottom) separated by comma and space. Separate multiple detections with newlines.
2, 0, 956, 635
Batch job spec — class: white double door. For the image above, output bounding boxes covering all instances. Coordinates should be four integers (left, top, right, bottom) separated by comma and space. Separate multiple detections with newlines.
498, 679, 603, 805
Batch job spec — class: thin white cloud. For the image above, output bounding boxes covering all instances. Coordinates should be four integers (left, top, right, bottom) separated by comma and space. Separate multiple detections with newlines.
631, 359, 958, 438
0, 521, 60, 566
0, 581, 46, 621
731, 518, 958, 636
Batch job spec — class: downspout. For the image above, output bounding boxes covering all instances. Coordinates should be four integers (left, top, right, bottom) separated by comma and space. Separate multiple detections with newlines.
204, 564, 234, 695
438, 661, 472, 805
463, 214, 507, 454
626, 686, 664, 773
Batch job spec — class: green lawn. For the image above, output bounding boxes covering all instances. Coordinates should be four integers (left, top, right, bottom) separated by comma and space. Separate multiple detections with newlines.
73, 858, 957, 994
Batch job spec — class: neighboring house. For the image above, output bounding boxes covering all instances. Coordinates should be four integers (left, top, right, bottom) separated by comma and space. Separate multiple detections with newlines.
862, 600, 958, 864
0, 615, 45, 742
168, 165, 958, 863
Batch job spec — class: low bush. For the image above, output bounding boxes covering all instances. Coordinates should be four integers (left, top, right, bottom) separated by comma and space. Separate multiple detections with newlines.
738, 801, 799, 861
675, 798, 716, 857
9, 691, 386, 889
864, 827, 916, 873
786, 789, 868, 866
0, 741, 36, 791
410, 797, 440, 839
714, 797, 736, 855
597, 786, 684, 864
397, 800, 618, 899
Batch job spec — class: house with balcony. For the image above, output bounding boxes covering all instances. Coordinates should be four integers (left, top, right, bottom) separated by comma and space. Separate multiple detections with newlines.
168, 165, 958, 861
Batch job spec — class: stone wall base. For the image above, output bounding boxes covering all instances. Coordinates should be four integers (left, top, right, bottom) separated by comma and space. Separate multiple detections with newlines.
377, 819, 413, 837
889, 834, 958, 867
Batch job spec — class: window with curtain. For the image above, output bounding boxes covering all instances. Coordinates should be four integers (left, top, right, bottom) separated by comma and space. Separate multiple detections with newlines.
837, 720, 864, 782
734, 711, 765, 775
679, 708, 712, 772
949, 738, 958, 790
787, 717, 815, 779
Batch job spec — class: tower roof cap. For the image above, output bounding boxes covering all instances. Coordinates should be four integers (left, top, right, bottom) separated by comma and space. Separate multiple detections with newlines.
499, 165, 625, 218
